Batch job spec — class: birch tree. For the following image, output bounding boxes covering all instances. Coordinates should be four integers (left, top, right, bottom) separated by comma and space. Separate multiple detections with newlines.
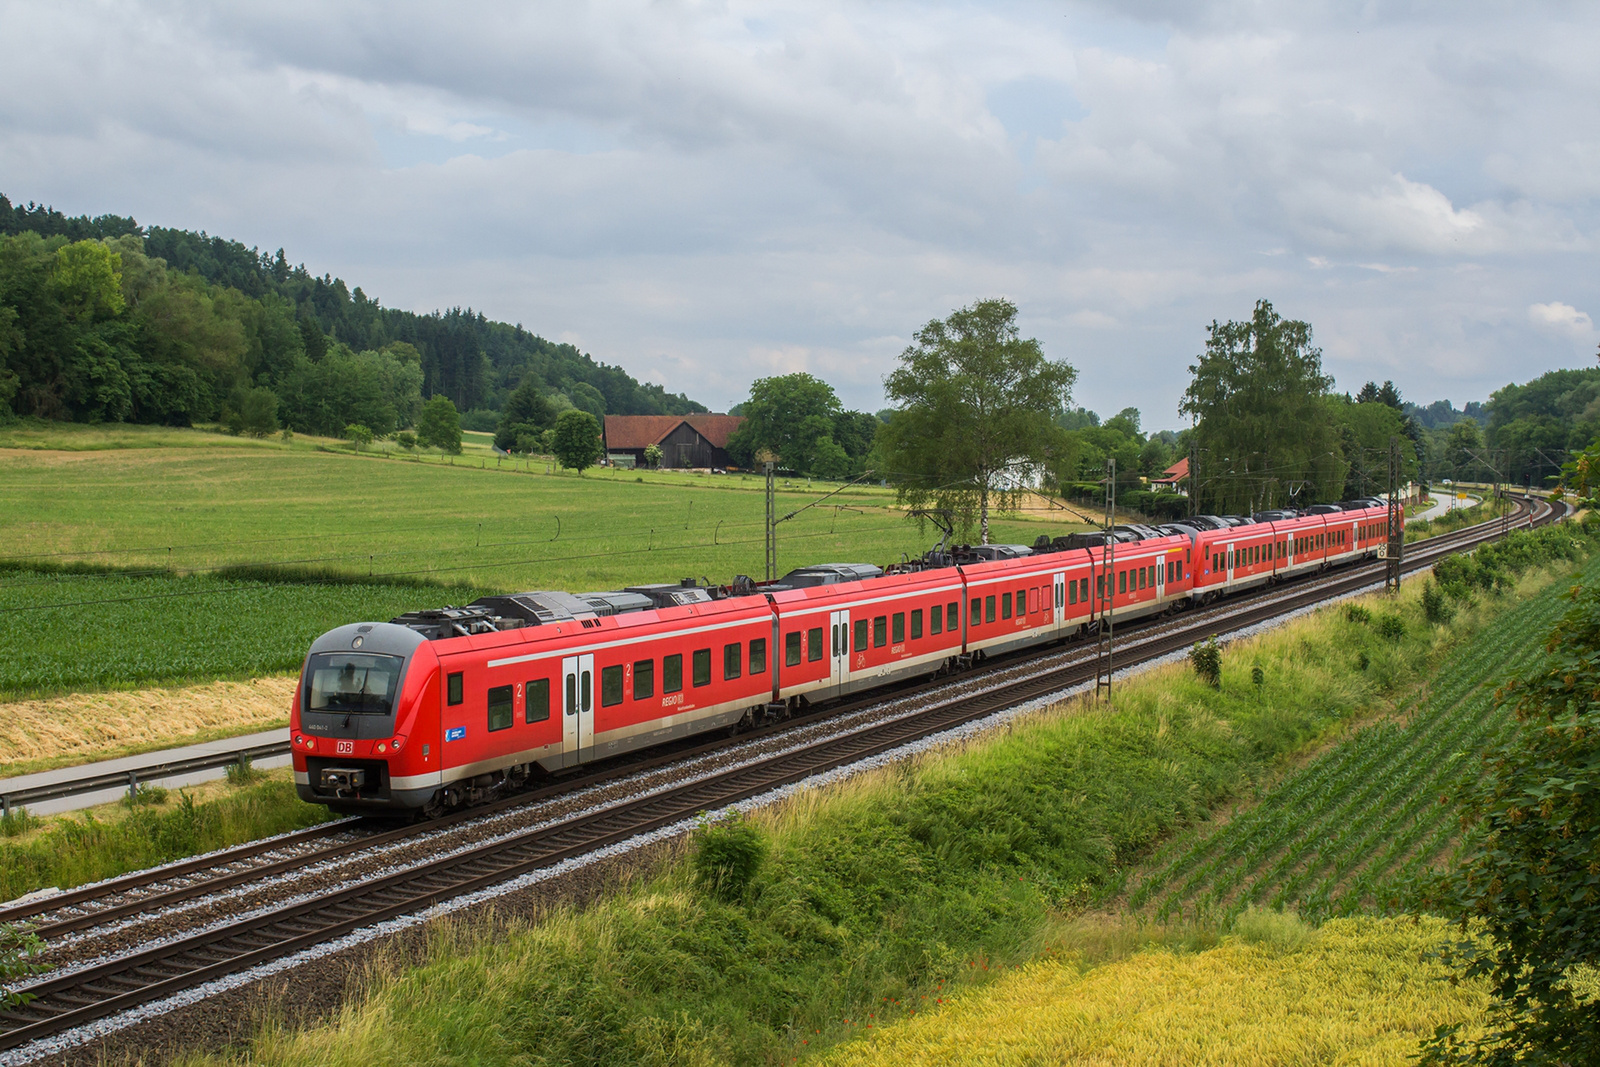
878, 299, 1075, 543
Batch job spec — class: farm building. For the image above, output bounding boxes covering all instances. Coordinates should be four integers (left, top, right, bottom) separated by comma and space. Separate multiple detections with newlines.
603, 414, 745, 469
1151, 456, 1189, 493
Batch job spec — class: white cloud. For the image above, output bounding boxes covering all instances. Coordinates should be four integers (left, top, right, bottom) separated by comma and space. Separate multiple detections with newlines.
1, 0, 1596, 419
1528, 301, 1595, 341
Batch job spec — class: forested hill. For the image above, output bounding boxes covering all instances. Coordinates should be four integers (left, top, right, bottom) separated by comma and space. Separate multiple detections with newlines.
0, 193, 706, 432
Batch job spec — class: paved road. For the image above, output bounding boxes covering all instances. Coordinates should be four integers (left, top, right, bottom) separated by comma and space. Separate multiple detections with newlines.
1, 729, 290, 817
1413, 491, 1480, 524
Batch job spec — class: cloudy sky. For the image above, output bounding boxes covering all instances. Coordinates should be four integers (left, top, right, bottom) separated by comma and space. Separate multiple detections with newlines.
3, 0, 1595, 425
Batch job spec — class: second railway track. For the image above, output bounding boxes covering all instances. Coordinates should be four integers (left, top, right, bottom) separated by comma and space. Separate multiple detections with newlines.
0, 496, 1565, 1054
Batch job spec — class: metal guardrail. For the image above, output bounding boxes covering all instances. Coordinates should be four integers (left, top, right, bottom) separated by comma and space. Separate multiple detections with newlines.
0, 740, 290, 816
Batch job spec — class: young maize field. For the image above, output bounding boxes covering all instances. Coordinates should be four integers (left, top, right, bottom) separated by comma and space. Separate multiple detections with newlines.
1124, 550, 1600, 924
0, 571, 438, 698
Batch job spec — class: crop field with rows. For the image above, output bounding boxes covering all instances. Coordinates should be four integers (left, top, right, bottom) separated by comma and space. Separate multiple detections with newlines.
0, 571, 441, 698
1124, 548, 1600, 924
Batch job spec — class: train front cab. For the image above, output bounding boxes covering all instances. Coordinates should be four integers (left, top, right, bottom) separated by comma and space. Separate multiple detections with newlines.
291, 622, 442, 814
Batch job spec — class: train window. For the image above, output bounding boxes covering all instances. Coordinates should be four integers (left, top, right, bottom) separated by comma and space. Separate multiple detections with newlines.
786, 631, 803, 667
873, 616, 887, 647
724, 642, 742, 680
1079, 578, 1088, 603
581, 670, 591, 713
633, 660, 654, 700
488, 684, 514, 732
948, 602, 959, 631
928, 606, 941, 635
1017, 586, 1028, 612
808, 627, 824, 662
970, 598, 981, 626
985, 596, 996, 623
526, 678, 550, 723
892, 613, 905, 643
1001, 593, 1012, 620
1029, 588, 1038, 614
663, 654, 683, 694
1097, 574, 1105, 601
566, 673, 577, 715
600, 665, 624, 707
1068, 580, 1077, 605
749, 638, 767, 675
911, 609, 923, 639
1136, 568, 1144, 590
692, 649, 712, 687
1119, 571, 1127, 595
855, 618, 868, 652
447, 672, 464, 706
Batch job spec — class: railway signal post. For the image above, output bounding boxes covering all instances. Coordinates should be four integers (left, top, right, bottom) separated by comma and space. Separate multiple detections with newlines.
765, 461, 777, 582
1385, 436, 1403, 592
1096, 458, 1115, 702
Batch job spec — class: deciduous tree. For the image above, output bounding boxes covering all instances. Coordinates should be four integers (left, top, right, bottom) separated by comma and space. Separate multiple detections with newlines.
878, 298, 1076, 543
551, 408, 601, 473
1422, 580, 1600, 1065
725, 373, 841, 474
417, 394, 462, 454
1180, 300, 1345, 514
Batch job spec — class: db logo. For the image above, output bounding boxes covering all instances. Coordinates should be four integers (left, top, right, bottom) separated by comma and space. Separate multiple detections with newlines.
337, 740, 354, 755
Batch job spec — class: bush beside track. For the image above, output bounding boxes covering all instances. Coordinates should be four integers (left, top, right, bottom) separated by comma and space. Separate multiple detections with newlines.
177, 521, 1599, 1066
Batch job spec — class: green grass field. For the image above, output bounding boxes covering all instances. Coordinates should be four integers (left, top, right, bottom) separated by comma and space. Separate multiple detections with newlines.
0, 423, 1087, 592
0, 423, 1091, 698
1122, 540, 1600, 924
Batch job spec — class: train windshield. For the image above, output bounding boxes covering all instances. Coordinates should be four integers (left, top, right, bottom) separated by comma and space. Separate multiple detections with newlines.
306, 652, 405, 715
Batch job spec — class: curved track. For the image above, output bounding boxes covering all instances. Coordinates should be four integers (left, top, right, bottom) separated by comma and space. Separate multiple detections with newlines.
0, 495, 1566, 1051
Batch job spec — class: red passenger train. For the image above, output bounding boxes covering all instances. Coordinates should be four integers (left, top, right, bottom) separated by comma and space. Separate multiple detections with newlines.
291, 498, 1397, 815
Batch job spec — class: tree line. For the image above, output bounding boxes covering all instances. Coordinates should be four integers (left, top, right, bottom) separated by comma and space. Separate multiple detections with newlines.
0, 193, 707, 438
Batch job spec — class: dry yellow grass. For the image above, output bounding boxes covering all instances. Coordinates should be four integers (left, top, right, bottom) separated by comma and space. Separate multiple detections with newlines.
819, 917, 1487, 1067
0, 675, 295, 777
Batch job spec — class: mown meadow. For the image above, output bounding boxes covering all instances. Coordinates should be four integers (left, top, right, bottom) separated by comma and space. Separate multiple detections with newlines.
171, 518, 1597, 1067
0, 425, 1089, 698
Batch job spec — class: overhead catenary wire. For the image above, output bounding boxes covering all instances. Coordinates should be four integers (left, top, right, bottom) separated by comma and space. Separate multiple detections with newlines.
4, 519, 924, 613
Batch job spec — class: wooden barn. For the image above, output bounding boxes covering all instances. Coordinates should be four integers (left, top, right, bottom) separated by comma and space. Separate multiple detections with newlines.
602, 414, 745, 469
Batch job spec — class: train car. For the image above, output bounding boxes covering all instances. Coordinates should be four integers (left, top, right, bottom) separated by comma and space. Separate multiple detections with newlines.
961, 548, 1072, 656
767, 563, 966, 702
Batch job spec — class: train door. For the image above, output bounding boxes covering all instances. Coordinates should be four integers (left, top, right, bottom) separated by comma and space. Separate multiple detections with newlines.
1156, 555, 1165, 600
561, 653, 594, 766
1053, 572, 1066, 634
1226, 544, 1235, 584
829, 609, 850, 691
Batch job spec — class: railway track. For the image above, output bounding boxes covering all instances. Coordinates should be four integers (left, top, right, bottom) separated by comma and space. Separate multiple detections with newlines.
0, 495, 1564, 1052
0, 494, 1523, 941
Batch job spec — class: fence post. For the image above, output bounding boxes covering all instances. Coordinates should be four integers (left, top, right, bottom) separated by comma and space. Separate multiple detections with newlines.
127, 770, 139, 804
